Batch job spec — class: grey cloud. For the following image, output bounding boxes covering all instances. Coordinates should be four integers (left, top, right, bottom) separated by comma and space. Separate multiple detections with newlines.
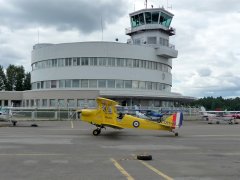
173, 0, 240, 13
0, 46, 25, 68
197, 68, 211, 77
0, 0, 127, 33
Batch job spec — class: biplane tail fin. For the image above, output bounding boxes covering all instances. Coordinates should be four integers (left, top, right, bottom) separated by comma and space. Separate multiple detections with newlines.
162, 112, 183, 129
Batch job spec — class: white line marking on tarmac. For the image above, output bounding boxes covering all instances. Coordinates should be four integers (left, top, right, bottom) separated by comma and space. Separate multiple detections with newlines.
71, 121, 74, 128
193, 135, 240, 137
0, 153, 65, 156
110, 158, 135, 180
138, 160, 174, 180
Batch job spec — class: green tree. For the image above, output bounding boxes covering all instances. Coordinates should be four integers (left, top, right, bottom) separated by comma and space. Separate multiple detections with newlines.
15, 66, 25, 91
5, 65, 27, 91
0, 65, 6, 90
23, 72, 31, 90
5, 65, 16, 91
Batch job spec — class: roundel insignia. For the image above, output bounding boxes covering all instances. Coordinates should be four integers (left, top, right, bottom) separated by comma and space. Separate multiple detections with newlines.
133, 121, 140, 128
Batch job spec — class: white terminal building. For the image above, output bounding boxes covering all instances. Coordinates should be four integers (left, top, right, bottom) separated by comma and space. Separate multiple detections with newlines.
0, 7, 194, 108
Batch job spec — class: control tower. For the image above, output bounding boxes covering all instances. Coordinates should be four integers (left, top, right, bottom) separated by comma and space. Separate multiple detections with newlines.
126, 6, 178, 58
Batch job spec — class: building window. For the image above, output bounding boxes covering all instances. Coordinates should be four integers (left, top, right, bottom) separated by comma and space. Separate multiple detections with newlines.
51, 80, 57, 88
116, 80, 124, 88
107, 58, 115, 66
77, 99, 86, 107
152, 12, 159, 24
36, 99, 40, 107
99, 58, 107, 66
107, 80, 115, 88
59, 80, 65, 88
139, 81, 146, 89
73, 58, 77, 66
37, 82, 41, 89
58, 99, 65, 107
46, 81, 51, 89
87, 99, 96, 108
133, 60, 139, 68
147, 37, 157, 44
81, 80, 88, 88
133, 39, 141, 45
124, 80, 132, 88
67, 99, 75, 108
90, 57, 97, 66
31, 99, 34, 107
52, 59, 57, 67
126, 59, 132, 67
42, 99, 47, 107
116, 58, 124, 67
65, 80, 71, 88
50, 99, 56, 107
58, 58, 64, 67
81, 57, 89, 65
89, 79, 97, 88
98, 80, 106, 88
72, 79, 80, 88
152, 82, 157, 90
146, 82, 152, 90
132, 81, 139, 89
65, 58, 72, 66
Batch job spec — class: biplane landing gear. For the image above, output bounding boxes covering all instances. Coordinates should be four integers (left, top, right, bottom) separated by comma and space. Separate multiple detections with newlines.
93, 129, 101, 136
12, 121, 17, 126
172, 130, 178, 136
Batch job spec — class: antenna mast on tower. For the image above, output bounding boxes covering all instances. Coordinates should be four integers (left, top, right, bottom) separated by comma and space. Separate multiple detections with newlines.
144, 0, 148, 9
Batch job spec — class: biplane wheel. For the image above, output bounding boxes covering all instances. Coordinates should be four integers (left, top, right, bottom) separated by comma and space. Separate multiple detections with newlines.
137, 154, 152, 161
174, 132, 178, 136
12, 121, 17, 126
93, 129, 101, 136
31, 124, 38, 127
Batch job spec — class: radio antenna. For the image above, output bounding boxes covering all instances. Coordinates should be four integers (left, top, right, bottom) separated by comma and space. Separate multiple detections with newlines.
144, 0, 148, 9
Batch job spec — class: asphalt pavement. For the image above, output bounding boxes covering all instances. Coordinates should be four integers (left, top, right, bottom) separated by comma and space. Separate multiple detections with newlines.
0, 120, 239, 180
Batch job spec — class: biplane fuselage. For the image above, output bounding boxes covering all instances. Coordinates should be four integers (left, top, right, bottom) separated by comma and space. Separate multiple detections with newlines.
77, 97, 183, 136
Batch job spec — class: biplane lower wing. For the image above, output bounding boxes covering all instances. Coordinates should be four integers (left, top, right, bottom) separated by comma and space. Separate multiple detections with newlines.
102, 124, 123, 129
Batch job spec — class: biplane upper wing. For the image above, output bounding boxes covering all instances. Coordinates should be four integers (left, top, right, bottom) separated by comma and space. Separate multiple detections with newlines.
96, 97, 118, 107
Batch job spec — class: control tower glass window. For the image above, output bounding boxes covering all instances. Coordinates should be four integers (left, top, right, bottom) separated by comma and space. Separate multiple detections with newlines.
139, 13, 144, 25
145, 12, 151, 24
145, 12, 159, 24
152, 12, 159, 24
159, 13, 172, 28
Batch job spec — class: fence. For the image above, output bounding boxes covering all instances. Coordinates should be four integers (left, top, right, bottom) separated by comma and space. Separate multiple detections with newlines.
8, 106, 202, 121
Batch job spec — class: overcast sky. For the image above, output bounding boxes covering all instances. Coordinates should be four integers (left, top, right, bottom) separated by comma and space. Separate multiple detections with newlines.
0, 0, 240, 98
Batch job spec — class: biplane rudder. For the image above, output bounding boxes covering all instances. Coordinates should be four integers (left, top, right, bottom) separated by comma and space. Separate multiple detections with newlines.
162, 112, 183, 129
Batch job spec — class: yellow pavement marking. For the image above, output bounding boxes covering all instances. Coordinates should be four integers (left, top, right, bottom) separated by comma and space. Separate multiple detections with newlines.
110, 158, 135, 180
139, 160, 174, 180
71, 121, 74, 128
0, 153, 65, 156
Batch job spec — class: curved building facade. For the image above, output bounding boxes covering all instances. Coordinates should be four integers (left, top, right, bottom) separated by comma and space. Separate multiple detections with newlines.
1, 7, 195, 108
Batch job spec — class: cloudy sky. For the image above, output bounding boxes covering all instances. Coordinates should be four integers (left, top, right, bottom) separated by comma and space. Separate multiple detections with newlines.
0, 0, 239, 98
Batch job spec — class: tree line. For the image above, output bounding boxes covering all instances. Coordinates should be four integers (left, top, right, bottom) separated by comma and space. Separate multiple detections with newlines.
0, 65, 31, 91
190, 96, 240, 111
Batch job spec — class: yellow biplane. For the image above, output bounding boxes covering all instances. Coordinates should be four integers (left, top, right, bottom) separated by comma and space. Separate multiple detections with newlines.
77, 97, 183, 136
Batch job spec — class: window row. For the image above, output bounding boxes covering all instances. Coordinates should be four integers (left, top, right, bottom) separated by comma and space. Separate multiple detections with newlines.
32, 57, 171, 73
24, 98, 96, 108
131, 11, 172, 28
134, 37, 174, 49
32, 79, 171, 91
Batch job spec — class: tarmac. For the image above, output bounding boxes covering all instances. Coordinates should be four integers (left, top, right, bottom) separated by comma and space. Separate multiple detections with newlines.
0, 120, 239, 180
